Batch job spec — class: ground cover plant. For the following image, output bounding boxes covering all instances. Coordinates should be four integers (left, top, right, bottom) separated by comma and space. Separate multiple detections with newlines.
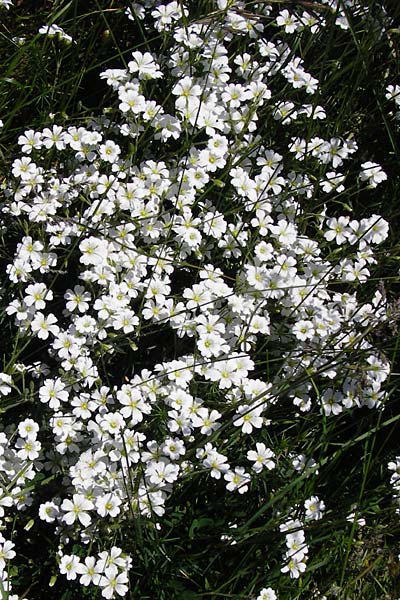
0, 0, 399, 598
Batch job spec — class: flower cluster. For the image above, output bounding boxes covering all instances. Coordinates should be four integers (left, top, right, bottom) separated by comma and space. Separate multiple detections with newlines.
388, 456, 400, 515
280, 519, 309, 579
0, 0, 395, 596
278, 495, 325, 581
59, 546, 131, 598
0, 418, 42, 597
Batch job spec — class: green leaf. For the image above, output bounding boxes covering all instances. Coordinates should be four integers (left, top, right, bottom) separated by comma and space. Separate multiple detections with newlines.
189, 517, 215, 539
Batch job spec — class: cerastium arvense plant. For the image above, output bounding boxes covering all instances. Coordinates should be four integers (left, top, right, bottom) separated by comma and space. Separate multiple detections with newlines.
0, 0, 399, 598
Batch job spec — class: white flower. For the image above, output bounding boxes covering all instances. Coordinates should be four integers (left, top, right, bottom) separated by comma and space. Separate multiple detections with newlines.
362, 215, 389, 245
12, 156, 37, 179
17, 129, 42, 153
292, 319, 315, 341
96, 547, 127, 571
224, 466, 251, 494
0, 373, 12, 396
138, 488, 165, 517
247, 443, 275, 473
346, 509, 366, 527
285, 530, 308, 561
304, 496, 325, 520
366, 355, 390, 383
64, 285, 91, 313
324, 216, 350, 245
61, 494, 94, 527
192, 408, 222, 435
197, 332, 229, 358
256, 588, 277, 600
30, 312, 59, 340
321, 171, 345, 193
321, 388, 343, 416
0, 494, 13, 518
233, 404, 263, 434
388, 457, 400, 484
161, 437, 186, 460
96, 493, 122, 518
276, 9, 299, 33
359, 162, 387, 187
99, 566, 129, 599
128, 51, 162, 79
38, 23, 73, 43
59, 554, 81, 580
42, 125, 67, 150
281, 554, 307, 578
99, 140, 121, 163
24, 282, 53, 310
18, 418, 39, 439
0, 540, 16, 571
76, 556, 103, 586
39, 501, 59, 523
39, 378, 68, 409
269, 220, 298, 245
172, 75, 202, 99
147, 460, 180, 486
118, 87, 146, 114
203, 449, 230, 479
79, 237, 107, 265
15, 436, 41, 460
